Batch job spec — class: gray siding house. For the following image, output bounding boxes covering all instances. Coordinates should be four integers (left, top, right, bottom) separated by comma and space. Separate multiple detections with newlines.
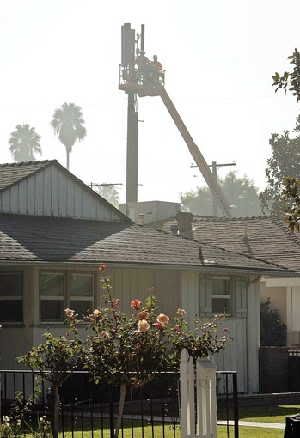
0, 161, 293, 393
157, 215, 300, 346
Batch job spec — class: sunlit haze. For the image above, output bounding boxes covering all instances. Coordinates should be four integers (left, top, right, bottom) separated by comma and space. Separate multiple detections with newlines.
1, 0, 300, 203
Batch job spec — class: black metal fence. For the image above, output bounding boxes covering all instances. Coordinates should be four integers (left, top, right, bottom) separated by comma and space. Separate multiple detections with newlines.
0, 370, 239, 438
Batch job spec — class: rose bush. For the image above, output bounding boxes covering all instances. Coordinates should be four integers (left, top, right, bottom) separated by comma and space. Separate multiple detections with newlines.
19, 264, 229, 438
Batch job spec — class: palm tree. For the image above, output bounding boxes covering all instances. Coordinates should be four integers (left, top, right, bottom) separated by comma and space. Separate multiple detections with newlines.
51, 103, 87, 170
9, 124, 41, 162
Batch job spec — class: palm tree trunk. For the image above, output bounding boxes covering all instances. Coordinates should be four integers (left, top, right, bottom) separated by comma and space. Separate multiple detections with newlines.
66, 148, 70, 170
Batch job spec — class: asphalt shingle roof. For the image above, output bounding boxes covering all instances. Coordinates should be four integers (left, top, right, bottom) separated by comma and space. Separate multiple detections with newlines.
0, 160, 52, 191
0, 213, 289, 273
159, 215, 300, 273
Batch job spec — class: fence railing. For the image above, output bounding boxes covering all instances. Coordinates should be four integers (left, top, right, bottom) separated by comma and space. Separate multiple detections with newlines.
0, 369, 239, 438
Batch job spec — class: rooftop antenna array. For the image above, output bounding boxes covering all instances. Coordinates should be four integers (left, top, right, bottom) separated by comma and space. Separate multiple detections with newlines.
119, 23, 231, 217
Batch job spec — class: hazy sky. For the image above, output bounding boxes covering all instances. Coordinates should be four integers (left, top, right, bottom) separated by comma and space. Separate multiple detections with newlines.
1, 0, 300, 203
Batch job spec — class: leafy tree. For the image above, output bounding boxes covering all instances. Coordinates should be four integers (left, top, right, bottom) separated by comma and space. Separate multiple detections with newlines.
260, 117, 300, 215
96, 184, 120, 208
9, 124, 41, 162
260, 298, 286, 346
182, 172, 261, 217
272, 49, 300, 101
18, 327, 82, 438
271, 52, 300, 225
51, 102, 86, 170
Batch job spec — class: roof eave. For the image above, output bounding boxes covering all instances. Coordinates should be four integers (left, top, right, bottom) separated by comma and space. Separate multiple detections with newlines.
0, 259, 294, 276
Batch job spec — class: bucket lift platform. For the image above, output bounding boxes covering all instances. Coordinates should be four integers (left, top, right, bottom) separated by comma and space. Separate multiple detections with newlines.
119, 60, 165, 97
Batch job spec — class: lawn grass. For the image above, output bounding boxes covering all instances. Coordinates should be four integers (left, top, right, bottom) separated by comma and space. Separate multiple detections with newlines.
22, 423, 285, 438
218, 426, 283, 437
238, 403, 300, 423
53, 425, 284, 438
22, 403, 299, 438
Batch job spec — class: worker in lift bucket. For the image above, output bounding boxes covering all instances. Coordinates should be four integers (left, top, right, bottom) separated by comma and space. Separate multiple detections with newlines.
153, 55, 162, 71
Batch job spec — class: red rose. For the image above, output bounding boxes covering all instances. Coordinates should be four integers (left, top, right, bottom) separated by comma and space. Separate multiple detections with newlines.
131, 299, 142, 310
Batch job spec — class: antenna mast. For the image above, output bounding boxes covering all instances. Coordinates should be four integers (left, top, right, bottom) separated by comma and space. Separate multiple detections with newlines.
119, 23, 231, 217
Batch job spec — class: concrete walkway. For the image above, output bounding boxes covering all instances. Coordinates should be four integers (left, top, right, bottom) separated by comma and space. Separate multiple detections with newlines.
218, 420, 285, 430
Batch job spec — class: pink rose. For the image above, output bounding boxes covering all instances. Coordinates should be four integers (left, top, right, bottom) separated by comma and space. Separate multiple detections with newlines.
174, 324, 181, 333
137, 319, 150, 332
64, 308, 76, 319
177, 308, 186, 317
112, 299, 120, 309
98, 263, 108, 272
156, 313, 169, 327
138, 310, 149, 320
153, 322, 164, 330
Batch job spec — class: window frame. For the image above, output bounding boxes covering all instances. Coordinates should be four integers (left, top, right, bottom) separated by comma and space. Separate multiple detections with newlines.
0, 271, 23, 323
69, 272, 95, 317
39, 270, 96, 323
211, 276, 232, 316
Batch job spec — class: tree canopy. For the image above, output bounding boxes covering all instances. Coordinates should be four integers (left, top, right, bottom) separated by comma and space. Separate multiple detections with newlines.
260, 116, 300, 215
9, 124, 41, 162
51, 102, 86, 170
181, 172, 261, 217
97, 184, 120, 208
273, 49, 300, 101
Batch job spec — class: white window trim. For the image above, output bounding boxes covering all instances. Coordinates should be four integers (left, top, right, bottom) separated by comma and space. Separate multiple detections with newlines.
39, 271, 95, 322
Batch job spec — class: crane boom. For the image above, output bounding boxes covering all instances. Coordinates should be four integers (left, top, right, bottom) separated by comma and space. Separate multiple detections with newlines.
159, 87, 231, 217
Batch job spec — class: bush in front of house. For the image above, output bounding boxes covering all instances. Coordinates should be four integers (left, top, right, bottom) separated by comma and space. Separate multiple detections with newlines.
18, 263, 229, 438
260, 297, 287, 346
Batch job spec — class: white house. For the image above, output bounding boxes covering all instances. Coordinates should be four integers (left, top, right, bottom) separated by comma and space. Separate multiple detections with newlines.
0, 161, 293, 393
156, 214, 300, 346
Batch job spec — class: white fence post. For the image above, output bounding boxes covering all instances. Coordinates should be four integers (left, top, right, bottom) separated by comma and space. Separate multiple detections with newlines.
180, 349, 217, 438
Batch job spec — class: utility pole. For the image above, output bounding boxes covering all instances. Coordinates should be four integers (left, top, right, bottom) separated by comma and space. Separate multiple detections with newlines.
191, 161, 236, 216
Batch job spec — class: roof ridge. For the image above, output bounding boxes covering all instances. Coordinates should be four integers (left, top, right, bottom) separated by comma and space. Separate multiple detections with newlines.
0, 160, 56, 167
193, 215, 272, 221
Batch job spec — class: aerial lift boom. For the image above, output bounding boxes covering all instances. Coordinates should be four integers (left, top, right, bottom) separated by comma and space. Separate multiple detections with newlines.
120, 23, 231, 217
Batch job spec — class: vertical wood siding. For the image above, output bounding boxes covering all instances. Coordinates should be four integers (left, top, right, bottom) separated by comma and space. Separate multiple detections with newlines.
110, 268, 180, 314
181, 271, 200, 322
214, 319, 248, 393
0, 165, 121, 221
181, 272, 258, 393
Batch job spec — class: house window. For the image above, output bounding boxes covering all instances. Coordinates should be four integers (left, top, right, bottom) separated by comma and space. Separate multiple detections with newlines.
70, 273, 94, 316
39, 271, 95, 322
211, 278, 231, 314
0, 272, 23, 322
40, 272, 65, 322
